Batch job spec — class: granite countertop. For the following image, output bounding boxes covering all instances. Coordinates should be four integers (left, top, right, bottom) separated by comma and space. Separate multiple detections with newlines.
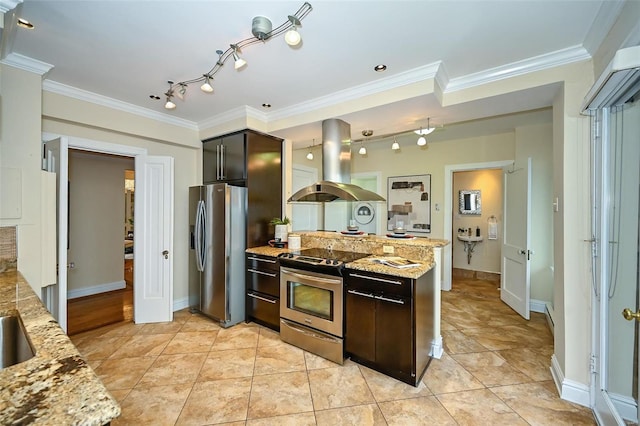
0, 270, 120, 425
345, 256, 433, 279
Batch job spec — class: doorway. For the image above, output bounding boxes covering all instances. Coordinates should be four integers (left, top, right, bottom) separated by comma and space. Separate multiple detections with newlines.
65, 150, 135, 334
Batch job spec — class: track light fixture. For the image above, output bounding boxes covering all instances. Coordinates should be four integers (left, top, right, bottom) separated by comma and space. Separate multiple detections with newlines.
154, 2, 312, 110
417, 135, 427, 146
414, 118, 435, 135
306, 139, 315, 160
391, 137, 400, 150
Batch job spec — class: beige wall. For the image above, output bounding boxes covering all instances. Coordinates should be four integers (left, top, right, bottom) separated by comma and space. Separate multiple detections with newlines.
68, 151, 134, 295
452, 169, 503, 273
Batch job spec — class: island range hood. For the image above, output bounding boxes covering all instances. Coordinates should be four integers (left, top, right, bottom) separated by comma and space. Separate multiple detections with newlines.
288, 118, 386, 202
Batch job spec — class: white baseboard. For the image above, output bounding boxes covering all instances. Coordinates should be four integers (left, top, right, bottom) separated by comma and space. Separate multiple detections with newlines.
530, 298, 548, 313
67, 280, 126, 299
550, 354, 590, 408
430, 335, 444, 359
173, 296, 189, 312
610, 392, 638, 423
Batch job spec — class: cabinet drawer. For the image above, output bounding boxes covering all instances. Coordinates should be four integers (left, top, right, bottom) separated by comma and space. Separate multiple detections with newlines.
246, 268, 280, 297
345, 270, 412, 298
246, 291, 279, 331
246, 255, 279, 272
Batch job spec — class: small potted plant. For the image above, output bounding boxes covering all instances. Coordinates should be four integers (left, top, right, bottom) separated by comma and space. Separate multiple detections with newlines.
270, 216, 291, 242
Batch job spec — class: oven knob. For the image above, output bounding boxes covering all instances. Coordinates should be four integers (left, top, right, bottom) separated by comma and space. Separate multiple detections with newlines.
325, 259, 331, 264
333, 260, 339, 265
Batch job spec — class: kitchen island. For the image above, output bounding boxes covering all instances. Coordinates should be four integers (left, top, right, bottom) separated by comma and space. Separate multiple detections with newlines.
246, 231, 448, 360
0, 270, 120, 425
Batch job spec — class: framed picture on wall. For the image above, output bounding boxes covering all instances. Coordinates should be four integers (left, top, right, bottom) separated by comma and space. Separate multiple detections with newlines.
387, 174, 431, 233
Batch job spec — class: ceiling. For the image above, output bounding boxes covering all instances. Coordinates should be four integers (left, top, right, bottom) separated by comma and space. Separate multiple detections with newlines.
3, 1, 618, 148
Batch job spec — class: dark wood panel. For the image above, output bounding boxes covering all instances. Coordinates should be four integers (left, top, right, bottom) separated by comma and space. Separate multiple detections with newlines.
345, 291, 376, 361
376, 295, 413, 377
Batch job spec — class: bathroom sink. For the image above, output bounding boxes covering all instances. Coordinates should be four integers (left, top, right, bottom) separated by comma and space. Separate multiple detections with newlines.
457, 235, 483, 242
0, 314, 36, 369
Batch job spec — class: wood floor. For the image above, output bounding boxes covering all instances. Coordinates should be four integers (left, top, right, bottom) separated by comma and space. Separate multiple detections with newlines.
67, 260, 134, 336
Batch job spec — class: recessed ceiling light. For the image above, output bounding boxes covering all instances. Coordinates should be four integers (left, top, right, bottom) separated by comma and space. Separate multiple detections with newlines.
149, 95, 160, 100
17, 18, 34, 29
374, 64, 387, 72
262, 103, 271, 108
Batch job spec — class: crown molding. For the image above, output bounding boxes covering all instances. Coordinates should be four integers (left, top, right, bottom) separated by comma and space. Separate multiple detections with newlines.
0, 0, 21, 14
43, 80, 198, 130
266, 62, 441, 122
198, 105, 268, 130
1, 52, 53, 76
446, 45, 591, 93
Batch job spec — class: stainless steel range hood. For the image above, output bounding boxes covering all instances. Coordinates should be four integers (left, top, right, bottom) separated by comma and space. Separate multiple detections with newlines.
288, 118, 385, 202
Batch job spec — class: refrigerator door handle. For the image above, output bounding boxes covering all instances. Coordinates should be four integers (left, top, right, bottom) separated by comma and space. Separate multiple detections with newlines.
195, 199, 206, 272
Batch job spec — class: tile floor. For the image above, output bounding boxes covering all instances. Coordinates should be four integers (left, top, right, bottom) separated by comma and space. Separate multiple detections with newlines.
71, 278, 596, 425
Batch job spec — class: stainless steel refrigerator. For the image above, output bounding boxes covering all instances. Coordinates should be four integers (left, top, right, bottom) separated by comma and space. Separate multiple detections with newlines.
189, 183, 246, 327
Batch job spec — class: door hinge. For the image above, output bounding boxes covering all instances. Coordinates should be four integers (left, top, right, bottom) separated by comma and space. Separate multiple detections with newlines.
589, 353, 597, 374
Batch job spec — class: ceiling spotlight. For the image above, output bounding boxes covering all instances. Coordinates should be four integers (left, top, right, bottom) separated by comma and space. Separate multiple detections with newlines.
231, 45, 247, 70
17, 18, 34, 29
164, 81, 176, 110
252, 16, 273, 40
176, 83, 187, 100
285, 15, 302, 46
374, 64, 387, 72
417, 136, 427, 146
391, 137, 400, 150
200, 75, 214, 93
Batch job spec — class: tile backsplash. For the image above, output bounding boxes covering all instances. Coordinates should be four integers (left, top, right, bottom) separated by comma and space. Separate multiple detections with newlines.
0, 226, 17, 272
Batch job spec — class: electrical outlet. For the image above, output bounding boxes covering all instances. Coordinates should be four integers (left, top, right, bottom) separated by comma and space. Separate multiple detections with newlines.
383, 245, 394, 254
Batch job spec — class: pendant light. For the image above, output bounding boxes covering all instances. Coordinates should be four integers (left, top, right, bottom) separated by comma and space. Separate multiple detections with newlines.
306, 139, 315, 160
391, 136, 400, 150
164, 81, 176, 110
200, 75, 214, 93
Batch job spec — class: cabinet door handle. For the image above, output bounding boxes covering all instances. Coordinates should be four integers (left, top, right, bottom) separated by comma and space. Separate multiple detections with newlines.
350, 273, 403, 286
347, 289, 375, 299
216, 144, 221, 180
374, 295, 405, 305
220, 144, 225, 179
247, 268, 277, 278
248, 292, 277, 304
247, 256, 277, 264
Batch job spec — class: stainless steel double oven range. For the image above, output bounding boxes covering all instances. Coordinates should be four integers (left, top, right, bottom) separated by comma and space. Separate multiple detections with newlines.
278, 248, 369, 364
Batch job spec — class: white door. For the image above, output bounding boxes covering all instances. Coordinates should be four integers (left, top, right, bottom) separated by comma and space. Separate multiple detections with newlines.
501, 158, 531, 319
291, 165, 319, 231
134, 155, 174, 323
44, 137, 69, 332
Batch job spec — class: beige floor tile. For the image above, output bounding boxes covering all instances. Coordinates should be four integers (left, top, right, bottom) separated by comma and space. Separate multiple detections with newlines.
94, 356, 155, 390
451, 352, 531, 387
378, 396, 457, 425
437, 388, 528, 425
172, 308, 192, 324
308, 364, 374, 410
108, 388, 131, 403
198, 348, 256, 381
109, 333, 174, 358
248, 371, 313, 419
491, 381, 597, 425
176, 377, 252, 425
138, 352, 207, 386
96, 321, 145, 338
246, 412, 317, 426
422, 352, 485, 394
304, 351, 344, 370
254, 344, 306, 376
73, 336, 129, 361
162, 330, 218, 354
180, 314, 223, 332
315, 404, 387, 426
440, 319, 457, 331
257, 327, 283, 347
211, 325, 260, 350
113, 383, 192, 426
137, 321, 184, 335
497, 347, 553, 381
442, 329, 489, 354
359, 364, 432, 402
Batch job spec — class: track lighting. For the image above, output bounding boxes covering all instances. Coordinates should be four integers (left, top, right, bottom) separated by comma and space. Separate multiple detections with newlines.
153, 2, 312, 110
414, 118, 435, 135
391, 137, 400, 150
285, 15, 302, 46
231, 45, 247, 70
417, 135, 427, 146
306, 150, 314, 160
358, 144, 367, 155
200, 75, 213, 93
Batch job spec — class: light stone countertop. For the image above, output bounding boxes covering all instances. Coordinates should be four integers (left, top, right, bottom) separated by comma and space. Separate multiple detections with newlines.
0, 270, 120, 425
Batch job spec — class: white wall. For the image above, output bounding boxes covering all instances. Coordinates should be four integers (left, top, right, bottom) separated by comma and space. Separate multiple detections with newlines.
68, 151, 134, 295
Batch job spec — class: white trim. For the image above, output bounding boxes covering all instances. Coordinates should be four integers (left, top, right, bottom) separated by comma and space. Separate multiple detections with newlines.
1, 52, 53, 76
173, 296, 189, 312
446, 45, 590, 93
42, 80, 198, 130
530, 298, 548, 313
198, 105, 267, 132
67, 280, 126, 299
430, 335, 443, 359
443, 160, 513, 291
610, 392, 638, 424
0, 0, 21, 13
550, 354, 591, 408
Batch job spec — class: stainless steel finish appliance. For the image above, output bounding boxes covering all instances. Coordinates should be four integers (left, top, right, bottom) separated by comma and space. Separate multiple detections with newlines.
279, 248, 369, 364
189, 184, 246, 327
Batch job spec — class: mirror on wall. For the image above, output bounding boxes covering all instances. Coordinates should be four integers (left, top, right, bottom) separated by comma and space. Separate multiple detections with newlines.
459, 190, 481, 215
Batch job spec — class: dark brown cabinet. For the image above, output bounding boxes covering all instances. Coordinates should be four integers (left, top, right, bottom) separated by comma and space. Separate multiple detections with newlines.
245, 254, 280, 331
344, 268, 433, 386
202, 129, 282, 248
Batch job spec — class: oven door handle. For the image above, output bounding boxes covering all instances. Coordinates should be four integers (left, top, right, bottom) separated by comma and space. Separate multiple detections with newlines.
280, 319, 340, 343
281, 268, 342, 285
